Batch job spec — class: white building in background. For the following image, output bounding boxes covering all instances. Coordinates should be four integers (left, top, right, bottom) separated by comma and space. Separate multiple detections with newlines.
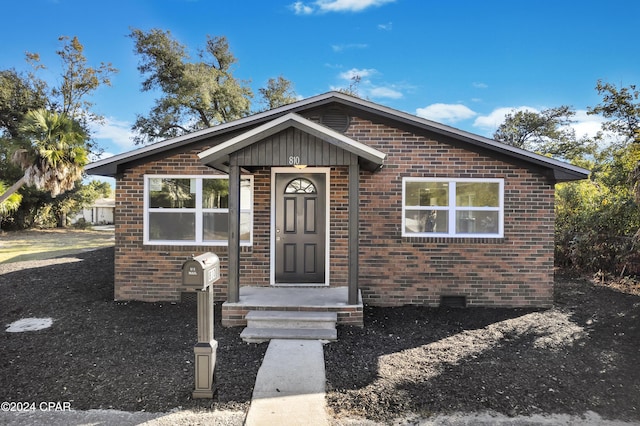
72, 198, 115, 224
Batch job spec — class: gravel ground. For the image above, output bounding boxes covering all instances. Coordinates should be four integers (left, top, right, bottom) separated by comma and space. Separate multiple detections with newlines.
1, 247, 639, 424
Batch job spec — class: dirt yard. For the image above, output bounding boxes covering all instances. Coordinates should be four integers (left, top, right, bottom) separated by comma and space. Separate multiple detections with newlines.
1, 246, 639, 423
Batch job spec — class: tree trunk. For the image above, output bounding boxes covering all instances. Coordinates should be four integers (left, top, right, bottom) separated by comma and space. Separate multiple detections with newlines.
57, 211, 67, 228
0, 175, 26, 204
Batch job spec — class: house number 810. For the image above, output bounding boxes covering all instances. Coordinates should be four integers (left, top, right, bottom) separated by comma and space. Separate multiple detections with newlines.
288, 156, 301, 166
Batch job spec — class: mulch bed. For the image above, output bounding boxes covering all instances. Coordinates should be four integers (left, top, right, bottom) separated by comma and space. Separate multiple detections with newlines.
1, 247, 639, 422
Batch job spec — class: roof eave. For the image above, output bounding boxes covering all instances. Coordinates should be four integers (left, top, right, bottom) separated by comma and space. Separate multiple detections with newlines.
84, 91, 589, 181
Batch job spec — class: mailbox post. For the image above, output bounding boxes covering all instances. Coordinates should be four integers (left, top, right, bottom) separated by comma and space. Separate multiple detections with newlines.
182, 253, 220, 399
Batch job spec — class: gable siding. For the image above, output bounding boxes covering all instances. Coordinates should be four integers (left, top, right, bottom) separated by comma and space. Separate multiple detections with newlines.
234, 127, 356, 167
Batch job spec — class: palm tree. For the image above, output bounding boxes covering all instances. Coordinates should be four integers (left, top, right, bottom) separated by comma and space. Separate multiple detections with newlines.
0, 181, 22, 229
0, 109, 89, 204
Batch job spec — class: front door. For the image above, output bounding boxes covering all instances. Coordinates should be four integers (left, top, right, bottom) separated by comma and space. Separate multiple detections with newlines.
274, 173, 326, 283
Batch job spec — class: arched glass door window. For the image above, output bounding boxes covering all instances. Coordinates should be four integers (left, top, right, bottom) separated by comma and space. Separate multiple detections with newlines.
284, 178, 317, 194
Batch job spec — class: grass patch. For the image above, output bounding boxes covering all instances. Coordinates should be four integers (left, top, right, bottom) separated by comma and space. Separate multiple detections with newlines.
0, 228, 115, 264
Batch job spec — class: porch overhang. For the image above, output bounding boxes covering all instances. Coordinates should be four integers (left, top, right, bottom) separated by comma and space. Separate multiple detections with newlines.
197, 112, 386, 171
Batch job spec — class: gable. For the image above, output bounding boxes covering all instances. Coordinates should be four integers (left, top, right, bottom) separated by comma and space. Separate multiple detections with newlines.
198, 112, 386, 172
234, 127, 359, 168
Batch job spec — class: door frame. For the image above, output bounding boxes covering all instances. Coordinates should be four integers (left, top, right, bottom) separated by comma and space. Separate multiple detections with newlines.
270, 167, 331, 286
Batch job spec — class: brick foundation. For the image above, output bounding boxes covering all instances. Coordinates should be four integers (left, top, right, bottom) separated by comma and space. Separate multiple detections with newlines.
221, 304, 364, 327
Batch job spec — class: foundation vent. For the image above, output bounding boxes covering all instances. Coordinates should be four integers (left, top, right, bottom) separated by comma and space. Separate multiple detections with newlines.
440, 295, 467, 308
181, 291, 197, 304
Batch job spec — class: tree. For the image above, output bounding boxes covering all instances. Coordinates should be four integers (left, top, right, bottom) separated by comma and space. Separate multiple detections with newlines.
26, 36, 117, 151
0, 70, 48, 196
588, 81, 640, 206
493, 106, 594, 161
0, 69, 46, 139
0, 109, 88, 205
588, 80, 640, 144
0, 181, 22, 228
129, 28, 253, 144
0, 36, 115, 228
551, 80, 640, 274
52, 179, 113, 228
258, 76, 297, 110
337, 75, 362, 98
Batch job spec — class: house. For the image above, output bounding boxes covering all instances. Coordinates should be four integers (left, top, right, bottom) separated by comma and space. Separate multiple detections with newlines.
85, 92, 589, 327
71, 197, 115, 225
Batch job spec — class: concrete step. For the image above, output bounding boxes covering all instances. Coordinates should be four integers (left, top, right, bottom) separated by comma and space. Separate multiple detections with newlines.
240, 327, 337, 344
245, 311, 337, 330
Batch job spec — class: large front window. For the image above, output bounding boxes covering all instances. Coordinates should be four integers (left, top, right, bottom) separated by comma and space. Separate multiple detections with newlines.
144, 175, 253, 245
402, 178, 503, 237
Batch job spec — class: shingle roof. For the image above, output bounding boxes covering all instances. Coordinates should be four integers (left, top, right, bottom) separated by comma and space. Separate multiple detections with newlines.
85, 91, 589, 182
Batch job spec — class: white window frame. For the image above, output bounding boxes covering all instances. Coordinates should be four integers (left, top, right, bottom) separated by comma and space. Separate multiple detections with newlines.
143, 174, 253, 246
402, 178, 504, 238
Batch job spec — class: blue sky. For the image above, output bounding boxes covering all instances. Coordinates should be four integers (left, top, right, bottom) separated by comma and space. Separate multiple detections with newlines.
1, 0, 639, 159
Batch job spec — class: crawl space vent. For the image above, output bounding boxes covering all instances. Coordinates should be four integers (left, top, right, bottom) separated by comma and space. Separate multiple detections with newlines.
321, 109, 350, 133
440, 295, 467, 308
181, 291, 197, 304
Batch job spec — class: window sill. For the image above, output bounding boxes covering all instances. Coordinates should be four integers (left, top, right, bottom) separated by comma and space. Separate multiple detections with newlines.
402, 236, 505, 244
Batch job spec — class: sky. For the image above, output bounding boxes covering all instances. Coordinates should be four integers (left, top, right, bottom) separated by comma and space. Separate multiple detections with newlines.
1, 0, 639, 162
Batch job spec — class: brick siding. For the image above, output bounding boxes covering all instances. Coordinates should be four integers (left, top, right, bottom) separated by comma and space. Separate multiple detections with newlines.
112, 114, 555, 310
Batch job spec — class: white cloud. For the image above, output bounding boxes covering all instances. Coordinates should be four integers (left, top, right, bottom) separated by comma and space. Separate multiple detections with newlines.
378, 21, 393, 31
473, 106, 538, 131
416, 103, 477, 124
338, 67, 377, 80
90, 117, 136, 150
472, 82, 488, 89
334, 67, 403, 99
291, 1, 314, 14
331, 43, 368, 52
291, 0, 396, 14
572, 109, 605, 139
368, 86, 403, 99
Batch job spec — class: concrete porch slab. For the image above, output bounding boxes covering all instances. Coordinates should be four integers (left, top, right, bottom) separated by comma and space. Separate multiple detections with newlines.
221, 286, 364, 327
232, 286, 361, 307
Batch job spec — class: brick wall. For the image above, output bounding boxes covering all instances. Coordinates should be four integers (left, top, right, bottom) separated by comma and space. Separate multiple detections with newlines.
113, 114, 555, 308
347, 117, 555, 308
114, 145, 235, 302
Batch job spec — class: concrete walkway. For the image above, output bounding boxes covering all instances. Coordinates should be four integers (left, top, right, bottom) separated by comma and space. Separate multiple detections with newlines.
245, 339, 329, 426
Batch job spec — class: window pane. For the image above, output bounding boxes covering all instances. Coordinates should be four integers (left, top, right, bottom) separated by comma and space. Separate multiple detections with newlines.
149, 178, 195, 208
203, 212, 251, 241
149, 212, 195, 240
405, 209, 448, 233
285, 178, 317, 194
203, 212, 228, 240
203, 179, 229, 209
240, 179, 252, 209
240, 211, 251, 241
456, 182, 499, 207
456, 211, 499, 234
405, 182, 448, 206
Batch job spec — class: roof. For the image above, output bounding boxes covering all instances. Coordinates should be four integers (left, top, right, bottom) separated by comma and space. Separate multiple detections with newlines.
85, 91, 589, 182
92, 198, 115, 208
